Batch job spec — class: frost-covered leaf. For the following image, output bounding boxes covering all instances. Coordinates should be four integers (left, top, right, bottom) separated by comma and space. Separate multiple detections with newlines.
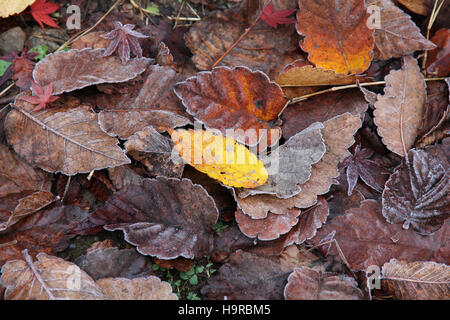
381, 259, 450, 300
90, 177, 219, 259
96, 276, 177, 300
284, 267, 364, 300
5, 96, 130, 175
382, 144, 449, 235
1, 251, 105, 300
374, 56, 426, 156
33, 48, 151, 95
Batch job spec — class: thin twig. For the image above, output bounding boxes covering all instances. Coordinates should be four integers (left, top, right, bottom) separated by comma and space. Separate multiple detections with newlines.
55, 0, 122, 53
167, 16, 200, 21
173, 0, 187, 29
22, 249, 56, 300
0, 82, 15, 99
61, 176, 71, 202
0, 240, 17, 249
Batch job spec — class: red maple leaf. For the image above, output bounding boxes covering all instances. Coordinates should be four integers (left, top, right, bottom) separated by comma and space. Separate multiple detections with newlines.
260, 2, 297, 29
18, 81, 60, 112
30, 0, 60, 30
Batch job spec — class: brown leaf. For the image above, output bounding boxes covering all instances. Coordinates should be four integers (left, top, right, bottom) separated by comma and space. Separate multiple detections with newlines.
284, 267, 364, 300
1, 251, 105, 300
281, 89, 367, 139
185, 4, 298, 75
0, 206, 89, 267
283, 197, 330, 246
201, 249, 305, 300
98, 65, 192, 139
96, 276, 178, 300
124, 126, 183, 178
313, 199, 449, 271
0, 190, 56, 232
174, 66, 287, 147
426, 28, 450, 77
108, 165, 145, 190
296, 0, 374, 74
382, 144, 449, 235
235, 207, 301, 241
33, 48, 152, 95
367, 0, 436, 60
5, 97, 130, 175
236, 113, 361, 218
381, 259, 450, 300
154, 257, 194, 273
156, 42, 176, 69
71, 31, 111, 50
90, 177, 219, 259
0, 143, 49, 199
75, 247, 155, 280
374, 56, 426, 156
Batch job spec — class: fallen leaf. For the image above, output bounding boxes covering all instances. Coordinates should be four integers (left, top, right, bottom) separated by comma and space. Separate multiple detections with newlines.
71, 31, 111, 50
98, 65, 192, 139
260, 2, 296, 28
101, 21, 149, 64
313, 199, 449, 271
30, 0, 59, 30
426, 28, 450, 77
0, 206, 89, 267
381, 259, 450, 300
5, 97, 130, 175
0, 143, 48, 199
284, 266, 364, 300
174, 66, 287, 147
153, 257, 194, 273
75, 247, 155, 280
374, 55, 426, 156
96, 276, 177, 300
170, 129, 268, 188
156, 41, 175, 68
281, 89, 367, 140
108, 165, 145, 190
235, 207, 301, 241
0, 190, 56, 232
237, 122, 326, 198
33, 48, 151, 95
90, 177, 219, 259
124, 126, 184, 178
276, 60, 360, 87
296, 0, 374, 74
1, 251, 105, 300
0, 0, 36, 18
236, 113, 361, 219
382, 144, 449, 235
17, 81, 59, 112
367, 0, 436, 60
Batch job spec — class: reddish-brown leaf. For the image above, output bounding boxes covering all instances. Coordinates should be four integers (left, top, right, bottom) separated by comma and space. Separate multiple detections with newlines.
426, 28, 450, 77
90, 177, 219, 259
30, 0, 59, 30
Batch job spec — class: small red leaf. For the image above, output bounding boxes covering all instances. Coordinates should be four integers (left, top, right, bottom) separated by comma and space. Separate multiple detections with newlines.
260, 2, 296, 29
30, 0, 60, 30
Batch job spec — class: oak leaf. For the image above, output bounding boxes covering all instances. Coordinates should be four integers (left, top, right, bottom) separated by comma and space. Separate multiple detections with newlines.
296, 0, 374, 74
374, 56, 426, 156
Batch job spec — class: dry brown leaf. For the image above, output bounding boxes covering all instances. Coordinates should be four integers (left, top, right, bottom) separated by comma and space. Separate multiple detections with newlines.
96, 276, 178, 300
235, 207, 301, 241
0, 143, 49, 198
185, 3, 298, 75
0, 0, 35, 18
98, 65, 192, 139
107, 165, 144, 190
1, 251, 105, 300
5, 96, 130, 175
284, 266, 364, 300
367, 0, 436, 60
236, 113, 361, 219
374, 56, 426, 156
33, 48, 152, 95
381, 259, 450, 300
296, 0, 374, 74
0, 190, 56, 232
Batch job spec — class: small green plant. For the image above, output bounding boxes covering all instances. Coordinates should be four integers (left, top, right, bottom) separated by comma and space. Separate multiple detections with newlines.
186, 292, 201, 300
0, 60, 12, 77
29, 45, 49, 61
214, 220, 229, 233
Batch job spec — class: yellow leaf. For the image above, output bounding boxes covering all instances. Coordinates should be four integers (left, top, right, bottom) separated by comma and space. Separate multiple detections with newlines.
0, 0, 36, 18
170, 129, 268, 188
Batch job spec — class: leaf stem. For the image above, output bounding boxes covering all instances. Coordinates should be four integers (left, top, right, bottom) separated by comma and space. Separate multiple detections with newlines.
22, 249, 55, 300
210, 16, 261, 69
